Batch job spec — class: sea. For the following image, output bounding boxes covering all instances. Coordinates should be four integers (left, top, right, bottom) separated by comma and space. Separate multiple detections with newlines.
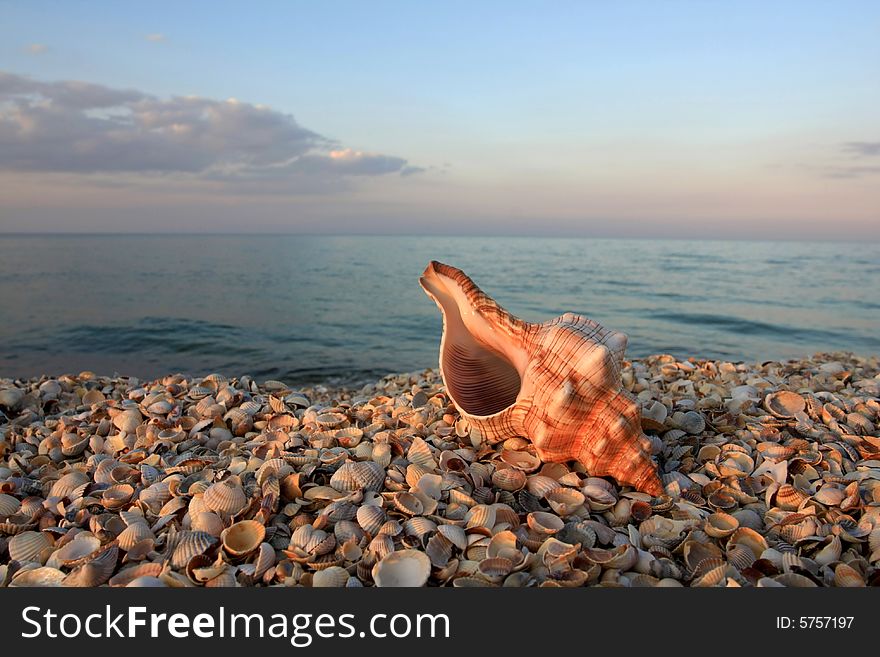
0, 235, 877, 386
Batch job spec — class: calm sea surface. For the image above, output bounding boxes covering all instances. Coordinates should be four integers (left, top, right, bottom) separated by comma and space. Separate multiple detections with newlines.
0, 235, 877, 386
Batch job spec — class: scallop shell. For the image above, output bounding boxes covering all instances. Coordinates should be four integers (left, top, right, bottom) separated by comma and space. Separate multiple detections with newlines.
117, 521, 155, 551
203, 479, 248, 516
113, 408, 143, 433
53, 533, 101, 565
221, 520, 266, 557
330, 461, 385, 493
191, 511, 225, 537
834, 563, 865, 587
63, 546, 118, 587
9, 566, 67, 587
312, 565, 350, 587
763, 391, 806, 418
527, 511, 564, 535
9, 530, 53, 563
704, 512, 739, 539
0, 493, 20, 516
419, 261, 662, 495
356, 505, 387, 537
491, 468, 527, 491
170, 531, 218, 569
50, 471, 90, 499
372, 549, 431, 587
545, 488, 586, 516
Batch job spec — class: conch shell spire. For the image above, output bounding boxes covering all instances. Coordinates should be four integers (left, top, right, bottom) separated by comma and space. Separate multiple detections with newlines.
420, 261, 663, 496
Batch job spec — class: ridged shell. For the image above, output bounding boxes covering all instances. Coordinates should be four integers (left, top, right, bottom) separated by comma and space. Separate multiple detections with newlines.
330, 461, 385, 493
203, 479, 248, 516
221, 520, 266, 557
312, 565, 350, 587
49, 471, 90, 499
527, 511, 564, 535
356, 505, 387, 537
834, 563, 865, 587
191, 511, 225, 537
491, 467, 527, 492
0, 493, 20, 516
63, 546, 118, 587
113, 408, 143, 433
545, 488, 586, 516
425, 532, 454, 567
419, 261, 662, 495
763, 391, 806, 418
9, 566, 67, 587
9, 530, 53, 563
117, 522, 155, 551
704, 512, 739, 539
372, 549, 431, 587
53, 533, 101, 565
170, 531, 218, 569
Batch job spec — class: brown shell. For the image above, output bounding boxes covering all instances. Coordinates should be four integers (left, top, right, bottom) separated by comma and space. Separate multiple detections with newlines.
419, 262, 662, 495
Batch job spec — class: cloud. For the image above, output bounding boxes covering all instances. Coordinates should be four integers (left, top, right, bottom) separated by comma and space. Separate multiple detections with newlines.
24, 44, 48, 55
843, 141, 880, 157
0, 71, 419, 189
145, 33, 166, 43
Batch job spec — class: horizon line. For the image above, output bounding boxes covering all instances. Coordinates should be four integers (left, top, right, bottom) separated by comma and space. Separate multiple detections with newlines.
0, 232, 878, 244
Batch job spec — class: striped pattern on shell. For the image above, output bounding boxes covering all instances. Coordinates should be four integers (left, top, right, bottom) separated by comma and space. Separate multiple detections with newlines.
419, 261, 662, 495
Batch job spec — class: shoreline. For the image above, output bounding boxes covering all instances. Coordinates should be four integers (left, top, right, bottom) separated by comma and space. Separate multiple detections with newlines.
1, 352, 879, 587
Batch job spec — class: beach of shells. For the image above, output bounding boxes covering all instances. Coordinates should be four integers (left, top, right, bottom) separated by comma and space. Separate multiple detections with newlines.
1, 352, 879, 588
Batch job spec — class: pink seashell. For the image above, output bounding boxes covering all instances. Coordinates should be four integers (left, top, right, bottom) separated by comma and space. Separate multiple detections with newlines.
420, 262, 662, 495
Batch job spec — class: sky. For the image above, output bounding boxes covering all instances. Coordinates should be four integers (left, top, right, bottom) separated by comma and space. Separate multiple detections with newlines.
0, 0, 878, 238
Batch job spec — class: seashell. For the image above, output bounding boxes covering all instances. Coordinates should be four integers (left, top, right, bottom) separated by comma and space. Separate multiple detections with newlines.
53, 533, 101, 565
356, 505, 387, 537
315, 412, 347, 430
763, 391, 806, 418
330, 460, 385, 493
419, 262, 662, 495
491, 467, 527, 492
312, 566, 350, 587
478, 557, 513, 582
0, 493, 20, 516
221, 520, 266, 558
50, 471, 90, 499
113, 408, 143, 433
526, 511, 564, 535
8, 530, 53, 563
203, 479, 248, 516
728, 527, 769, 561
117, 522, 155, 551
775, 484, 809, 511
704, 512, 739, 539
393, 492, 424, 516
63, 546, 118, 587
437, 524, 468, 550
9, 566, 67, 587
170, 531, 218, 569
465, 504, 496, 529
407, 437, 437, 469
102, 483, 134, 510
833, 563, 865, 587
813, 536, 842, 566
425, 533, 454, 568
526, 474, 563, 498
372, 549, 431, 587
545, 488, 585, 516
773, 572, 817, 588
191, 511, 225, 537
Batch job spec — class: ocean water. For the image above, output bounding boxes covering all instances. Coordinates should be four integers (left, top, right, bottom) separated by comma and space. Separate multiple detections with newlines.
0, 235, 877, 386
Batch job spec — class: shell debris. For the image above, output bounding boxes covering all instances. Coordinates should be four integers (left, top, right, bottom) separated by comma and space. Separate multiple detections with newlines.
0, 351, 879, 587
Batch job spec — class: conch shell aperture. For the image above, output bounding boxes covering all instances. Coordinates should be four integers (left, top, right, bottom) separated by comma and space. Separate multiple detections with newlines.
419, 261, 663, 496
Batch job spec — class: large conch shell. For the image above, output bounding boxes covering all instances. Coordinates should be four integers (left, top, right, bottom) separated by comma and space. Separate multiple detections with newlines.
419, 261, 662, 495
